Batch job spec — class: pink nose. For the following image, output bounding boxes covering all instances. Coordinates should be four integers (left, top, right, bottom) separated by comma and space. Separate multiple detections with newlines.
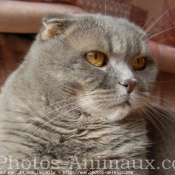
119, 79, 137, 93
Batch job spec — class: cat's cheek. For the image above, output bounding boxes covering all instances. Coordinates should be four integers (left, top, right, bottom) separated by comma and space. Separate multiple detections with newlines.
77, 95, 129, 121
107, 95, 150, 121
129, 93, 150, 110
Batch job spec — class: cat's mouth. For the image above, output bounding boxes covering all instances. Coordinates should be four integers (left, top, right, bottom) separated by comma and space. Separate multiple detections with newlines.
119, 94, 140, 108
118, 95, 131, 106
123, 100, 131, 106
118, 92, 150, 111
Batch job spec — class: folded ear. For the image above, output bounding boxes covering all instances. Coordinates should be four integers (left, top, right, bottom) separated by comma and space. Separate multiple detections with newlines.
41, 14, 74, 40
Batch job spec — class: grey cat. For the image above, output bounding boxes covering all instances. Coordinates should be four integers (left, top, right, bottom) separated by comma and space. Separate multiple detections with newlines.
0, 13, 174, 175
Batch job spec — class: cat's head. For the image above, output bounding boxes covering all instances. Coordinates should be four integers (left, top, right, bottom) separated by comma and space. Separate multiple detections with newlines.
33, 13, 157, 121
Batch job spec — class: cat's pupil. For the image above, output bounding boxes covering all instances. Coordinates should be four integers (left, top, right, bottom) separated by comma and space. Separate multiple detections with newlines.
95, 53, 98, 60
137, 59, 140, 65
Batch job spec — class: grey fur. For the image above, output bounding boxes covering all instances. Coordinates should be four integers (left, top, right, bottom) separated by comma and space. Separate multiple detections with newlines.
0, 14, 159, 174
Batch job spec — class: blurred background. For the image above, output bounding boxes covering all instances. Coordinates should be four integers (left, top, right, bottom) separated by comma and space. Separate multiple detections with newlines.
0, 0, 175, 110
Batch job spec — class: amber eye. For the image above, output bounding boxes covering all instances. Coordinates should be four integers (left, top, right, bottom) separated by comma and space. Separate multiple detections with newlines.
85, 51, 106, 67
133, 57, 146, 70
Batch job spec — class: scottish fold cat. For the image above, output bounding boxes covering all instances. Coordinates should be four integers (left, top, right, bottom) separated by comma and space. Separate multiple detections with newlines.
0, 13, 174, 175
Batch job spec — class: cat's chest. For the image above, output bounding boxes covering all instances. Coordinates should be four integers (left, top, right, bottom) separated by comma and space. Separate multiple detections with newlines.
37, 116, 146, 160
38, 125, 119, 154
32, 117, 147, 173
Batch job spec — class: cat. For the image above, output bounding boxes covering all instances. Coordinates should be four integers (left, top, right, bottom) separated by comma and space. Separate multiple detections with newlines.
0, 13, 174, 175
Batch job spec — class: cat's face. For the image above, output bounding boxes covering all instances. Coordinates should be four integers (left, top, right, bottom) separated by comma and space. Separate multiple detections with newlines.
34, 14, 157, 121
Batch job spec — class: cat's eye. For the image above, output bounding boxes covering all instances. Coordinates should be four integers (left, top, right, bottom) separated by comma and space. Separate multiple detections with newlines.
132, 57, 146, 70
85, 51, 106, 67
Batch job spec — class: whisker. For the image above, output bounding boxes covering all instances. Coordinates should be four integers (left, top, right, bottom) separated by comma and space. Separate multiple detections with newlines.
27, 97, 77, 115
147, 104, 175, 136
151, 95, 175, 108
18, 84, 91, 120
149, 103, 175, 123
151, 92, 175, 101
14, 101, 78, 138
155, 95, 175, 101
142, 13, 156, 31
13, 90, 97, 137
141, 106, 167, 141
33, 91, 134, 135
142, 108, 167, 142
33, 98, 108, 135
135, 13, 156, 41
150, 80, 175, 83
33, 105, 82, 135
133, 94, 175, 139
147, 14, 175, 36
145, 4, 175, 35
18, 83, 86, 119
146, 27, 175, 41
158, 91, 175, 95
154, 36, 175, 44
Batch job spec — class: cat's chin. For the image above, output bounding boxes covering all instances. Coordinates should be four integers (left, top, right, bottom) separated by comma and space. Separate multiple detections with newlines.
103, 103, 132, 121
105, 96, 149, 121
78, 90, 150, 122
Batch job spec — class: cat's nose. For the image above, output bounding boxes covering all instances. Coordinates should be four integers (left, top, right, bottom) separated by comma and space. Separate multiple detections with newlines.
119, 79, 137, 93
